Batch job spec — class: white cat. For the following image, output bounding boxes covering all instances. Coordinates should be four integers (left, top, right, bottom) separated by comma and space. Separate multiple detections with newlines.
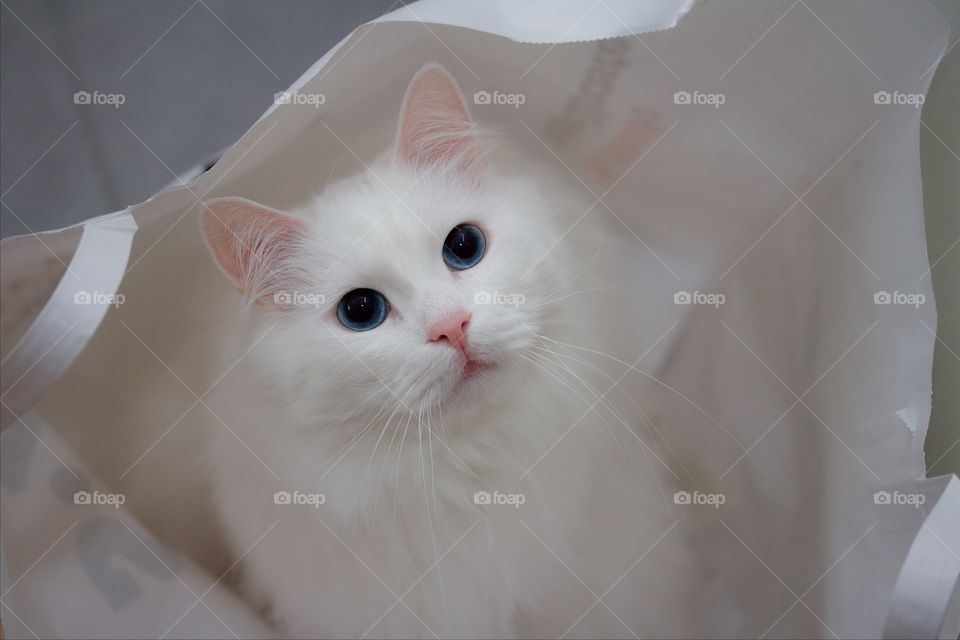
199, 64, 692, 638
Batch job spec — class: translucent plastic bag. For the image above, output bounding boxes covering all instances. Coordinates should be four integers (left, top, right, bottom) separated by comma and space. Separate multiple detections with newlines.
1, 1, 955, 637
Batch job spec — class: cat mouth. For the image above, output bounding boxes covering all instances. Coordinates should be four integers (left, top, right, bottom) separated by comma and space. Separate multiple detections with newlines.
463, 359, 488, 377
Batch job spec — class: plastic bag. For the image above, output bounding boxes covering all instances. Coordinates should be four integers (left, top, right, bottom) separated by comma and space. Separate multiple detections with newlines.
1, 1, 954, 637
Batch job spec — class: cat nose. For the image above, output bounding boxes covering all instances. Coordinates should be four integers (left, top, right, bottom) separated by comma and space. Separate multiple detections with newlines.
428, 310, 471, 350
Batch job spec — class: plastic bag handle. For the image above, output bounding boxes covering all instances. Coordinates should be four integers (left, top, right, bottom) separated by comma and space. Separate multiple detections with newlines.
882, 474, 960, 639
0, 211, 137, 431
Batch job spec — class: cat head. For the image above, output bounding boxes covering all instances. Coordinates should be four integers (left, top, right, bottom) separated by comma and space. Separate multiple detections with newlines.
202, 65, 567, 426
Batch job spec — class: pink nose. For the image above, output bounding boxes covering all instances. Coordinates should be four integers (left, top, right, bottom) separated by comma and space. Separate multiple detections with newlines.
428, 310, 471, 350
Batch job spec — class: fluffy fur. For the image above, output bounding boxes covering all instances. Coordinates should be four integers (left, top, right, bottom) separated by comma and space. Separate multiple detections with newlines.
199, 64, 689, 638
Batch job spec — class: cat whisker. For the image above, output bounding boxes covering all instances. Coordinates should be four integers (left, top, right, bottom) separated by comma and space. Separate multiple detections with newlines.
529, 343, 683, 511
364, 384, 414, 486
531, 339, 696, 491
415, 400, 444, 623
318, 388, 396, 480
517, 349, 619, 453
370, 384, 418, 518
522, 349, 627, 461
526, 286, 665, 310
537, 318, 621, 336
436, 399, 448, 442
529, 344, 693, 516
373, 409, 405, 520
426, 401, 450, 634
539, 225, 607, 301
536, 334, 782, 491
393, 401, 417, 531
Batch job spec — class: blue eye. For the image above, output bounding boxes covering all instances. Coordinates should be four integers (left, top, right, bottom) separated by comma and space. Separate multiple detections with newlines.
337, 289, 389, 331
442, 224, 485, 270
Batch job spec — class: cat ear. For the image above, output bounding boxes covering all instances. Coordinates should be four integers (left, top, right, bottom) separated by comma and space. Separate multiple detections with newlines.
201, 197, 307, 304
394, 64, 486, 181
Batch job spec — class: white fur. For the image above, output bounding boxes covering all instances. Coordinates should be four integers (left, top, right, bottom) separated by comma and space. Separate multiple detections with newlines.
198, 67, 693, 638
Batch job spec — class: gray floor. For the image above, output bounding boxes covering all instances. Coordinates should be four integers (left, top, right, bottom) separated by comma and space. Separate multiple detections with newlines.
0, 0, 400, 238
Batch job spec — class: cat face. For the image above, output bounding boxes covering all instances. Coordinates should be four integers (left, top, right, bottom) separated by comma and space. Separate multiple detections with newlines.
202, 65, 566, 424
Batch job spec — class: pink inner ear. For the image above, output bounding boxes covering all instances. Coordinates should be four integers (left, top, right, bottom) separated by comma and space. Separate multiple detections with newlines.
395, 65, 486, 180
201, 197, 305, 300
